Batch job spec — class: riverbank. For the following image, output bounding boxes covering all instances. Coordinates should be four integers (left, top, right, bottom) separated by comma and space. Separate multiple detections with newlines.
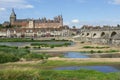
0, 69, 119, 80
0, 59, 120, 80
0, 58, 120, 80
33, 42, 120, 52
49, 57, 120, 63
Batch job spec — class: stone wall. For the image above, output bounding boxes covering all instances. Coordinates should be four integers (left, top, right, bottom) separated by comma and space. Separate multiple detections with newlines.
75, 27, 120, 46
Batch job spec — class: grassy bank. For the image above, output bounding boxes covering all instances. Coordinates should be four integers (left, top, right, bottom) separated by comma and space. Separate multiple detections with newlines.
31, 42, 71, 48
80, 49, 119, 54
0, 45, 49, 63
0, 38, 70, 42
1, 60, 120, 70
83, 46, 110, 49
0, 60, 120, 80
0, 69, 120, 80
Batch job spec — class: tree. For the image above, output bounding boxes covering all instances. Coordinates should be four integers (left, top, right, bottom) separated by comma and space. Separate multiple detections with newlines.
72, 26, 76, 29
117, 24, 120, 27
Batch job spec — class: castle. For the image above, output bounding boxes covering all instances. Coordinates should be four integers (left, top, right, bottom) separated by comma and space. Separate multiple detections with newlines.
1, 9, 77, 38
9, 9, 63, 29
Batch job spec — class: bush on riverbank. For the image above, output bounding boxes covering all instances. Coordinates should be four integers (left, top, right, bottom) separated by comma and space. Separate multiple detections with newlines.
83, 46, 110, 49
81, 49, 119, 53
0, 53, 19, 63
0, 38, 70, 42
0, 45, 50, 63
0, 45, 30, 63
31, 42, 71, 48
23, 53, 49, 61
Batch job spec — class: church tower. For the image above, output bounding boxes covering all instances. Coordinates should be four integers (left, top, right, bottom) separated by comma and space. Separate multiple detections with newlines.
59, 15, 63, 26
10, 8, 16, 25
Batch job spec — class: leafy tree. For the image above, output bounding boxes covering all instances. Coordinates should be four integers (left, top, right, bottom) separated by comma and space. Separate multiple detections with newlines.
117, 24, 120, 27
72, 26, 76, 29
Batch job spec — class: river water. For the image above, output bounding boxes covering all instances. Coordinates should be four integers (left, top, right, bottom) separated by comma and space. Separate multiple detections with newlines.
64, 52, 89, 58
53, 66, 120, 73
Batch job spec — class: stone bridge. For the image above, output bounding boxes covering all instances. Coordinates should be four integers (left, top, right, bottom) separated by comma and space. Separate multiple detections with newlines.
74, 27, 120, 46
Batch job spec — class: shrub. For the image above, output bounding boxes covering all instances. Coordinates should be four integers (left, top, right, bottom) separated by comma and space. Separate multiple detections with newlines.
0, 45, 30, 63
24, 53, 49, 60
107, 50, 119, 53
81, 42, 84, 44
90, 50, 95, 54
97, 50, 103, 53
83, 46, 94, 48
38, 46, 41, 49
50, 45, 54, 48
25, 46, 30, 49
0, 53, 19, 63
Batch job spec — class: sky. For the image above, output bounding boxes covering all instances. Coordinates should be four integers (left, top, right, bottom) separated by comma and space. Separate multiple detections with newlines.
1, 0, 120, 28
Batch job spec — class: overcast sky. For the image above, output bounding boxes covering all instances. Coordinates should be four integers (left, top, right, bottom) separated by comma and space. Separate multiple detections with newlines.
1, 0, 120, 27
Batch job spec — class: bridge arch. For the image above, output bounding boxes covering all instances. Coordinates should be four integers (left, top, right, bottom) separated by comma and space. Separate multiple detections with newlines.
101, 32, 105, 37
111, 32, 117, 38
86, 33, 90, 36
93, 33, 97, 37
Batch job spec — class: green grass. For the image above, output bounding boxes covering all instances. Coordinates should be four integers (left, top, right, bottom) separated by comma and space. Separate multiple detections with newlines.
1, 60, 120, 70
0, 69, 119, 80
0, 38, 70, 42
0, 45, 30, 57
81, 49, 119, 53
83, 46, 110, 49
0, 61, 120, 80
0, 45, 49, 63
31, 42, 71, 47
0, 45, 30, 63
24, 53, 49, 61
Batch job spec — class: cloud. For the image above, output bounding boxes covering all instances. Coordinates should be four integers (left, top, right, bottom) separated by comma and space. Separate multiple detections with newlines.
76, 0, 86, 3
0, 0, 34, 9
65, 0, 86, 3
25, 5, 34, 8
72, 19, 80, 24
64, 19, 80, 27
108, 0, 120, 5
64, 22, 70, 25
0, 8, 6, 11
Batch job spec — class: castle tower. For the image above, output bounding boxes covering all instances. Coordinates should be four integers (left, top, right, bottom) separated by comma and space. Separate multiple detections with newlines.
10, 8, 16, 25
59, 15, 63, 26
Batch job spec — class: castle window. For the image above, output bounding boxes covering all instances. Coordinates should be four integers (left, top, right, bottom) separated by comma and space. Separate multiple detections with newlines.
30, 30, 33, 33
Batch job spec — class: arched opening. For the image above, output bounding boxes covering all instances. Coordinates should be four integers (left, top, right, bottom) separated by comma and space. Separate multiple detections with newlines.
101, 32, 105, 37
111, 32, 117, 38
93, 33, 96, 37
82, 33, 84, 35
86, 33, 89, 36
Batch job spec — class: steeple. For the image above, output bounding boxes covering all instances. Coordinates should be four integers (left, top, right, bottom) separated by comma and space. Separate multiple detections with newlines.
10, 8, 16, 17
10, 8, 16, 25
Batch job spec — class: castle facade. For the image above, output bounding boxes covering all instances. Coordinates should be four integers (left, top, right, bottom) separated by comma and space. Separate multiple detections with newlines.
9, 9, 63, 28
1, 9, 77, 38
